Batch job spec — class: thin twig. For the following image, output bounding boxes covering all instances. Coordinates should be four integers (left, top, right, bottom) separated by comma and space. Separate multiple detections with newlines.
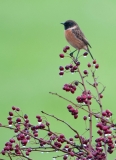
77, 68, 92, 152
41, 111, 90, 154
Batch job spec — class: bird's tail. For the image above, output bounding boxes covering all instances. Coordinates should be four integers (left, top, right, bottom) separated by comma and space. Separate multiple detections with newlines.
87, 47, 94, 60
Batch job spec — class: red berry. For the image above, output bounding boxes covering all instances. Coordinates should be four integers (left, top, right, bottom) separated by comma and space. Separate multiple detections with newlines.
59, 134, 65, 139
69, 138, 73, 141
27, 148, 32, 152
12, 106, 16, 110
34, 133, 38, 137
36, 115, 41, 119
1, 150, 5, 155
88, 63, 91, 67
83, 52, 88, 57
59, 71, 64, 76
16, 108, 20, 111
65, 46, 70, 50
102, 111, 106, 116
83, 116, 87, 120
65, 65, 69, 70
83, 70, 88, 75
69, 64, 73, 68
74, 114, 78, 119
73, 66, 77, 70
59, 54, 64, 58
95, 64, 99, 69
87, 95, 92, 100
93, 82, 98, 87
76, 61, 80, 66
9, 112, 13, 116
59, 66, 64, 71
70, 151, 74, 156
9, 120, 12, 125
63, 155, 68, 160
63, 48, 67, 53
67, 105, 72, 109
93, 60, 96, 64
10, 139, 15, 143
99, 94, 103, 98
24, 114, 28, 119
74, 134, 79, 138
26, 151, 29, 156
16, 118, 21, 123
7, 116, 12, 120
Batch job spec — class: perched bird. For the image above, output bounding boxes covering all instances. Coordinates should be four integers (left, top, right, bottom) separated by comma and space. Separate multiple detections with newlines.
61, 20, 94, 59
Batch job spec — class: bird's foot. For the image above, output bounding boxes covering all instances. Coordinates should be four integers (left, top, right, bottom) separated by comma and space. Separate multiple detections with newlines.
69, 49, 77, 57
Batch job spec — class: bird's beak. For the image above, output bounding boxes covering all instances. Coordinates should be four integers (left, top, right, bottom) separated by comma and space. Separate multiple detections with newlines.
60, 22, 64, 25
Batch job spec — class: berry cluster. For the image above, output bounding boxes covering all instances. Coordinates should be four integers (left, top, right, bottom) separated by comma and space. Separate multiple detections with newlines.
63, 83, 77, 94
87, 59, 99, 69
59, 62, 80, 76
59, 46, 70, 59
76, 90, 92, 105
67, 105, 78, 119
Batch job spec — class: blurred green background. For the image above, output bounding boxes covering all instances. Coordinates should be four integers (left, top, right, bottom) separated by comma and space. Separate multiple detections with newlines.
0, 0, 116, 159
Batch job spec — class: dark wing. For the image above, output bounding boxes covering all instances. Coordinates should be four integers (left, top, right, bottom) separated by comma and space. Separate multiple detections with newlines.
72, 27, 91, 48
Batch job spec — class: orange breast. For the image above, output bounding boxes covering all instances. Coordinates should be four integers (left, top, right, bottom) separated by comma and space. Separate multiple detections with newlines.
65, 29, 86, 50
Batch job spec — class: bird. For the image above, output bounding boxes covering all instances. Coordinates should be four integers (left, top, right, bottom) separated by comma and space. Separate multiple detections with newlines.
61, 20, 94, 60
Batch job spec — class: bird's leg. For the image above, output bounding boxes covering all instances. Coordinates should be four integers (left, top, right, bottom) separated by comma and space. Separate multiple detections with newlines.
70, 49, 77, 57
76, 50, 80, 60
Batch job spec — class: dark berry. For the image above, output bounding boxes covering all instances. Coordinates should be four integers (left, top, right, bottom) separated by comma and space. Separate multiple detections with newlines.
16, 108, 20, 111
83, 70, 88, 75
9, 112, 13, 116
83, 52, 88, 56
59, 54, 64, 58
24, 114, 28, 119
74, 81, 78, 86
12, 106, 16, 110
59, 66, 64, 71
93, 60, 96, 64
88, 63, 91, 67
63, 48, 67, 53
83, 116, 87, 120
65, 46, 70, 50
99, 94, 103, 98
59, 71, 64, 76
95, 64, 99, 69
76, 61, 80, 66
65, 65, 69, 70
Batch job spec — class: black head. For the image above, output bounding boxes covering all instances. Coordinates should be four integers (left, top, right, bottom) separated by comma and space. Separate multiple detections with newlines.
61, 20, 77, 30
